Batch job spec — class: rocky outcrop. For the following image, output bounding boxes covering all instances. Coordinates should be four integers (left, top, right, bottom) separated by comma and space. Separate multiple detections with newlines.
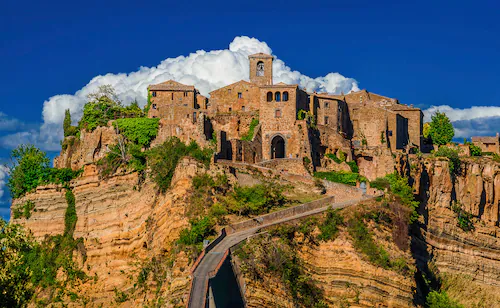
411, 157, 500, 305
355, 147, 396, 181
54, 126, 118, 170
12, 158, 209, 307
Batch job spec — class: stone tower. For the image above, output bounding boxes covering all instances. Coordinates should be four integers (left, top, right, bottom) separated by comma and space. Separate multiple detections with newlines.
249, 53, 273, 86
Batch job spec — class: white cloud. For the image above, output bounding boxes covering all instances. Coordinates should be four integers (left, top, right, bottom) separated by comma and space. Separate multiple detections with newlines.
0, 165, 9, 202
423, 105, 500, 138
0, 36, 359, 152
0, 112, 23, 131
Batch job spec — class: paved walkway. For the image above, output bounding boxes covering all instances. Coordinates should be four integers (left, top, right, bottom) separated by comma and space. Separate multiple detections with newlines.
188, 196, 372, 308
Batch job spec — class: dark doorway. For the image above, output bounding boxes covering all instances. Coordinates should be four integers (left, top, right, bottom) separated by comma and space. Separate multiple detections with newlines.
271, 135, 285, 159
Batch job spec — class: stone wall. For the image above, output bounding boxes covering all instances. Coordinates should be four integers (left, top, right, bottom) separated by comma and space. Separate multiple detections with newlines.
209, 81, 260, 113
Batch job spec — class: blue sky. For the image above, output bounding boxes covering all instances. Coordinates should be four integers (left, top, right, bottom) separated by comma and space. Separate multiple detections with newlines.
1, 0, 499, 219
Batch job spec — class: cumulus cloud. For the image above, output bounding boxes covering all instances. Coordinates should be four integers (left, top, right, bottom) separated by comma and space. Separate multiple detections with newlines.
423, 105, 500, 138
0, 36, 359, 151
0, 112, 24, 131
0, 165, 9, 202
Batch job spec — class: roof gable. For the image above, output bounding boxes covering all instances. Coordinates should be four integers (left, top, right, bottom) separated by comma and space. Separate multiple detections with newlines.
149, 80, 195, 91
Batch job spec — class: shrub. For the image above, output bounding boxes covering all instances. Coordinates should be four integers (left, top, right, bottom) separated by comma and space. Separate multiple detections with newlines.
63, 109, 78, 137
241, 118, 259, 141
325, 153, 341, 164
370, 177, 391, 191
347, 160, 358, 173
7, 145, 50, 198
64, 190, 77, 236
468, 143, 482, 157
78, 86, 144, 132
226, 182, 286, 216
426, 291, 463, 308
22, 200, 36, 219
313, 171, 366, 186
451, 202, 474, 232
146, 138, 213, 193
113, 117, 160, 147
433, 146, 461, 174
348, 218, 391, 269
317, 207, 343, 241
178, 216, 216, 246
385, 173, 419, 224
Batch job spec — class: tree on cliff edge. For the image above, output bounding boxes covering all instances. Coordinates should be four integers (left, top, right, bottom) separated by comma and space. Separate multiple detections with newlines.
428, 111, 454, 146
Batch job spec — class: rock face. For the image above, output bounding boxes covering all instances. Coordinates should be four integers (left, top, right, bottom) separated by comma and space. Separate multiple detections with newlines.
54, 126, 118, 170
12, 158, 208, 306
412, 157, 500, 304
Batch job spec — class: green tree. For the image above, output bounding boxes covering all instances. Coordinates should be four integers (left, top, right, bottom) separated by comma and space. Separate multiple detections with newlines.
0, 219, 35, 306
423, 122, 431, 138
63, 109, 72, 137
428, 111, 454, 146
426, 291, 463, 308
7, 145, 50, 198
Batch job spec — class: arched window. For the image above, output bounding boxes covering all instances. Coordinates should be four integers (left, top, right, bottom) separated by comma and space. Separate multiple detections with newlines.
275, 92, 281, 102
283, 91, 289, 101
257, 61, 264, 76
267, 91, 273, 102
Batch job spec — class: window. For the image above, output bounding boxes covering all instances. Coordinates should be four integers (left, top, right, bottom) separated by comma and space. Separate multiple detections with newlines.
275, 109, 282, 118
228, 89, 232, 94
267, 91, 273, 102
193, 112, 197, 121
184, 92, 188, 97
171, 93, 174, 100
229, 107, 232, 112
238, 92, 242, 98
152, 91, 157, 97
242, 106, 245, 111
152, 103, 157, 109
283, 91, 289, 101
257, 61, 264, 76
186, 114, 189, 118
325, 116, 329, 125
325, 102, 329, 108
275, 92, 281, 102
179, 97, 182, 101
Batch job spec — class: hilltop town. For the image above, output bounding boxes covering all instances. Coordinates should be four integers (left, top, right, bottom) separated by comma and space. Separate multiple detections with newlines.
143, 52, 424, 180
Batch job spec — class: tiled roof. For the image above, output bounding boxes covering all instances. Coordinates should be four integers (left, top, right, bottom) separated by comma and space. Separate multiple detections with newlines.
149, 80, 195, 91
248, 52, 273, 59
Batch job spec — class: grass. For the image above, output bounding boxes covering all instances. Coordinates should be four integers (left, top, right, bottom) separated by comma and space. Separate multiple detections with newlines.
314, 171, 367, 186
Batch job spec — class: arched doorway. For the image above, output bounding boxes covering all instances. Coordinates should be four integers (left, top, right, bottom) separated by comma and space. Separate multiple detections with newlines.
271, 135, 285, 159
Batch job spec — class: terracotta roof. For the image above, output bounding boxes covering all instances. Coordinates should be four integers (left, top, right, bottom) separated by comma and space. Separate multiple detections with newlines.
208, 80, 256, 94
149, 80, 195, 91
248, 52, 273, 59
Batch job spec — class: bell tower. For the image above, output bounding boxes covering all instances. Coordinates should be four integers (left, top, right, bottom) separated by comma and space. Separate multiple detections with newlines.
249, 53, 273, 86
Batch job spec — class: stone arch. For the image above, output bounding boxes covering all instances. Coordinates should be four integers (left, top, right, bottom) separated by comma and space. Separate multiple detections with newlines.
270, 134, 286, 159
275, 92, 281, 102
267, 91, 273, 102
257, 61, 264, 76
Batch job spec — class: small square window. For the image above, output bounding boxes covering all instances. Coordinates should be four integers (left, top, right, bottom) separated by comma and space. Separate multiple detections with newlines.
152, 91, 157, 97
242, 106, 245, 111
229, 107, 232, 112
275, 109, 282, 118
325, 116, 329, 125
238, 92, 242, 98
152, 103, 157, 109
325, 102, 329, 108
179, 97, 182, 101
228, 89, 232, 94
184, 92, 188, 97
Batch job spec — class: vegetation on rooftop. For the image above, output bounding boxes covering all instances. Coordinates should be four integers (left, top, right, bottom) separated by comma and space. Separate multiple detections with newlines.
313, 170, 366, 186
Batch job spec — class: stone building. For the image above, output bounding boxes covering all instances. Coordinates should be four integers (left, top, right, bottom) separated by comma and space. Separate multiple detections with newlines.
146, 52, 424, 174
472, 134, 500, 154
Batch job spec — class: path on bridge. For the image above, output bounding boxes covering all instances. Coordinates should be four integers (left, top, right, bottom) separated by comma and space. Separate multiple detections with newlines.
188, 196, 373, 308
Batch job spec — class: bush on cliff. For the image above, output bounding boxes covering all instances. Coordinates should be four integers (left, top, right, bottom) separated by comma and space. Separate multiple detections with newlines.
146, 137, 213, 193
426, 291, 463, 308
113, 117, 160, 147
224, 182, 287, 216
78, 85, 143, 131
7, 144, 81, 198
313, 171, 366, 186
433, 146, 460, 174
178, 216, 216, 247
241, 118, 259, 141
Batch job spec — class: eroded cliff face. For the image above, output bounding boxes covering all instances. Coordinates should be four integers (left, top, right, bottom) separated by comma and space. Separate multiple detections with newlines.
412, 157, 500, 306
12, 157, 210, 307
238, 202, 417, 308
